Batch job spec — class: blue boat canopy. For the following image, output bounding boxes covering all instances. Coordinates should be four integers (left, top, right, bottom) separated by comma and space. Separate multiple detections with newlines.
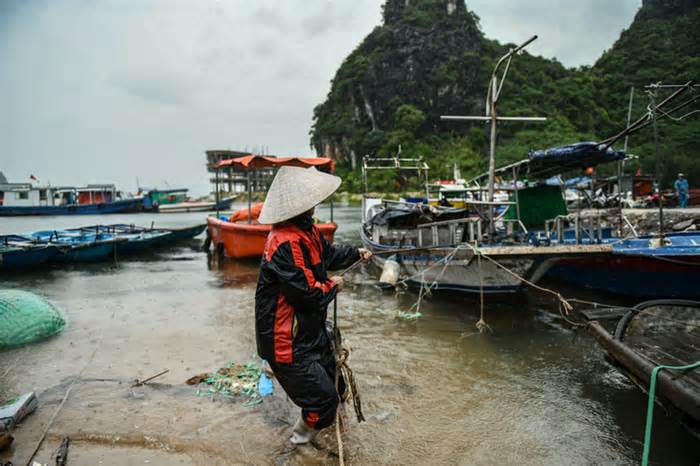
527, 142, 625, 178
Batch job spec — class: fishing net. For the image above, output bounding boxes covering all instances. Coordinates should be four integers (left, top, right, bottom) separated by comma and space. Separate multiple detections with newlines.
617, 301, 700, 370
0, 290, 66, 348
186, 361, 269, 407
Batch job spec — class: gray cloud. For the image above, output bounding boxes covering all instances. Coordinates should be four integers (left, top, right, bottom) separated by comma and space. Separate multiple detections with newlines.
0, 0, 641, 195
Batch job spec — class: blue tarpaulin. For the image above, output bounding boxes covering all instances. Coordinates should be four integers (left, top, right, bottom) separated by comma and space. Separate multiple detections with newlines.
527, 142, 625, 178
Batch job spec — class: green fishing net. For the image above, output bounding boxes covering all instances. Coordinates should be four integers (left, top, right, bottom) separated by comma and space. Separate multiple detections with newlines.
0, 290, 66, 348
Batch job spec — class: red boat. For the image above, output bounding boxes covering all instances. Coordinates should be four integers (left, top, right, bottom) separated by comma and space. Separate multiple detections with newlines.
206, 155, 338, 259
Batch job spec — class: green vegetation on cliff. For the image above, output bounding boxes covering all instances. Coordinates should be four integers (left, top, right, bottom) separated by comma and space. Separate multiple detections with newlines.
311, 0, 700, 191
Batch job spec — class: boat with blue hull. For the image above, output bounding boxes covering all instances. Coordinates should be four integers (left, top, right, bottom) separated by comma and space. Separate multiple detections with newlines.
1, 223, 206, 271
0, 183, 153, 216
547, 232, 700, 298
0, 197, 148, 216
69, 224, 206, 253
29, 230, 122, 263
0, 240, 57, 271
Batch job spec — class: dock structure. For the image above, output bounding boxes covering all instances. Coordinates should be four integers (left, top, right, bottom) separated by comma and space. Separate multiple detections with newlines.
205, 150, 274, 194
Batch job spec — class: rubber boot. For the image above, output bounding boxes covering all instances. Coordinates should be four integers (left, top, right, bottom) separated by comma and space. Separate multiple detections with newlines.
289, 416, 318, 445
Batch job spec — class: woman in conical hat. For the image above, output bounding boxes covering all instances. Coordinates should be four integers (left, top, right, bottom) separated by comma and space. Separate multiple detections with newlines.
255, 166, 371, 445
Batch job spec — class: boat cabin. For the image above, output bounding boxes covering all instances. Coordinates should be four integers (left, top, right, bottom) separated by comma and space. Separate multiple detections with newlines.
0, 183, 117, 207
146, 188, 189, 206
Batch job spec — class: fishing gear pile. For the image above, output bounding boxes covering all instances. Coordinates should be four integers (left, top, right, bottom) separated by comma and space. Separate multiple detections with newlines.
186, 361, 272, 407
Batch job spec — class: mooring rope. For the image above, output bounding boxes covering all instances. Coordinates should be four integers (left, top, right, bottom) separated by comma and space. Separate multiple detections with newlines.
476, 253, 491, 333
331, 296, 365, 466
641, 361, 700, 466
462, 243, 583, 328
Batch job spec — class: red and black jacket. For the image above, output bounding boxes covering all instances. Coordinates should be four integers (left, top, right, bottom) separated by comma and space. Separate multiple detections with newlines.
255, 223, 359, 364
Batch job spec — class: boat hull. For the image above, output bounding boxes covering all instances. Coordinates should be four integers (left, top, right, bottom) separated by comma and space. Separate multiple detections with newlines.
549, 254, 700, 298
548, 232, 700, 298
0, 198, 148, 216
158, 196, 236, 213
207, 217, 337, 259
0, 246, 56, 270
162, 224, 207, 242
54, 242, 116, 263
361, 229, 559, 294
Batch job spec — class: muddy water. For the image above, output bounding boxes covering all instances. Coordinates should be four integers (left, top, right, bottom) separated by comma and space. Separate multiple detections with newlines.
1, 206, 698, 465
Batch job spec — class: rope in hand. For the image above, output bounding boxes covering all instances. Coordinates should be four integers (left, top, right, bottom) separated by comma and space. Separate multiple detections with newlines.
332, 283, 366, 466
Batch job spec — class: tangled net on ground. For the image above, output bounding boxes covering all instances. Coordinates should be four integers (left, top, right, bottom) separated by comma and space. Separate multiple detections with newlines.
186, 361, 266, 407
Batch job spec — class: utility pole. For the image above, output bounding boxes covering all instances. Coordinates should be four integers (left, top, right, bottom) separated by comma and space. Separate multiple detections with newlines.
442, 35, 546, 242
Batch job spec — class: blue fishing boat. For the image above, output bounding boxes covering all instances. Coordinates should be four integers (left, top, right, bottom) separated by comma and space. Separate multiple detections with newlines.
29, 230, 121, 263
548, 232, 700, 298
69, 223, 204, 254
0, 183, 152, 216
68, 226, 170, 254
161, 224, 206, 242
0, 235, 57, 271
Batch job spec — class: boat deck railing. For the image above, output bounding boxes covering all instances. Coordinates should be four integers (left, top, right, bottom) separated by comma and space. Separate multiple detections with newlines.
544, 214, 607, 244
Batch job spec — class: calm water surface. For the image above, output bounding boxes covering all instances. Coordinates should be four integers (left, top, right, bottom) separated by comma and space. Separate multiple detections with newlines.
1, 205, 698, 465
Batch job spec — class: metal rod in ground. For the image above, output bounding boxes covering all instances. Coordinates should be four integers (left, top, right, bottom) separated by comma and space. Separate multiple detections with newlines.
131, 369, 169, 387
55, 436, 70, 466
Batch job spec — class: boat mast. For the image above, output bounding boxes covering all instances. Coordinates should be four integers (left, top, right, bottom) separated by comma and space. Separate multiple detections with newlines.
442, 35, 545, 242
619, 87, 635, 236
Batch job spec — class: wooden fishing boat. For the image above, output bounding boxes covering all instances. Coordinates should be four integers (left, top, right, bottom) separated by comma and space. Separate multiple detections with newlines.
159, 224, 207, 242
28, 230, 124, 263
0, 237, 56, 271
69, 224, 205, 253
206, 155, 338, 259
361, 205, 612, 293
587, 299, 700, 438
360, 149, 617, 294
548, 232, 700, 298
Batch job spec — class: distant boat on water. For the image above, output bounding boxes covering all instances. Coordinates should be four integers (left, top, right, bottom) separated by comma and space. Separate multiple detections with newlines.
158, 195, 237, 213
0, 182, 153, 216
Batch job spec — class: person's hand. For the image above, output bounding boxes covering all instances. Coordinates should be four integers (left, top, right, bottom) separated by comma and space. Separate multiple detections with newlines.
358, 248, 373, 262
331, 275, 344, 291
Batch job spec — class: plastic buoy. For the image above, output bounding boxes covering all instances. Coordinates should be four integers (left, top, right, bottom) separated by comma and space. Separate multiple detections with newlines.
378, 255, 400, 288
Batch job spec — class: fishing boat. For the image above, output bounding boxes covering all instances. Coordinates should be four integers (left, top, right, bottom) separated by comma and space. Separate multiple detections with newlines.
206, 155, 338, 259
0, 236, 57, 271
70, 224, 205, 253
157, 196, 237, 213
28, 230, 122, 263
0, 183, 150, 216
542, 82, 700, 299
547, 231, 700, 298
586, 300, 700, 439
361, 155, 613, 294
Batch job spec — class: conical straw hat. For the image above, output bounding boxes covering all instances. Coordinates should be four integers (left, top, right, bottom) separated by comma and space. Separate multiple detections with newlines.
258, 166, 341, 225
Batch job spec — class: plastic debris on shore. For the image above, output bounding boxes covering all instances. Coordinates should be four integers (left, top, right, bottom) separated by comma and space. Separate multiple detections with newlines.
186, 361, 273, 407
0, 392, 38, 432
0, 290, 65, 348
398, 311, 423, 321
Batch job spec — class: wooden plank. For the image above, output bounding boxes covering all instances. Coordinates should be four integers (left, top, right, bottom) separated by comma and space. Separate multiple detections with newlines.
419, 218, 478, 228
580, 307, 629, 321
482, 244, 613, 256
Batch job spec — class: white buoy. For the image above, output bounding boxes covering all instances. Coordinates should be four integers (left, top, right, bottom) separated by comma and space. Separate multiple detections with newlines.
378, 255, 400, 288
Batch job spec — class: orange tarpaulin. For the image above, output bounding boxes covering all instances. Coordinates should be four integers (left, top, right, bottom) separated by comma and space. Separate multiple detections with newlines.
228, 202, 263, 223
215, 155, 334, 173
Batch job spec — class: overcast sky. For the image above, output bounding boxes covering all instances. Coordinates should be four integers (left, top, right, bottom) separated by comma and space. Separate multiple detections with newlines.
0, 0, 641, 196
